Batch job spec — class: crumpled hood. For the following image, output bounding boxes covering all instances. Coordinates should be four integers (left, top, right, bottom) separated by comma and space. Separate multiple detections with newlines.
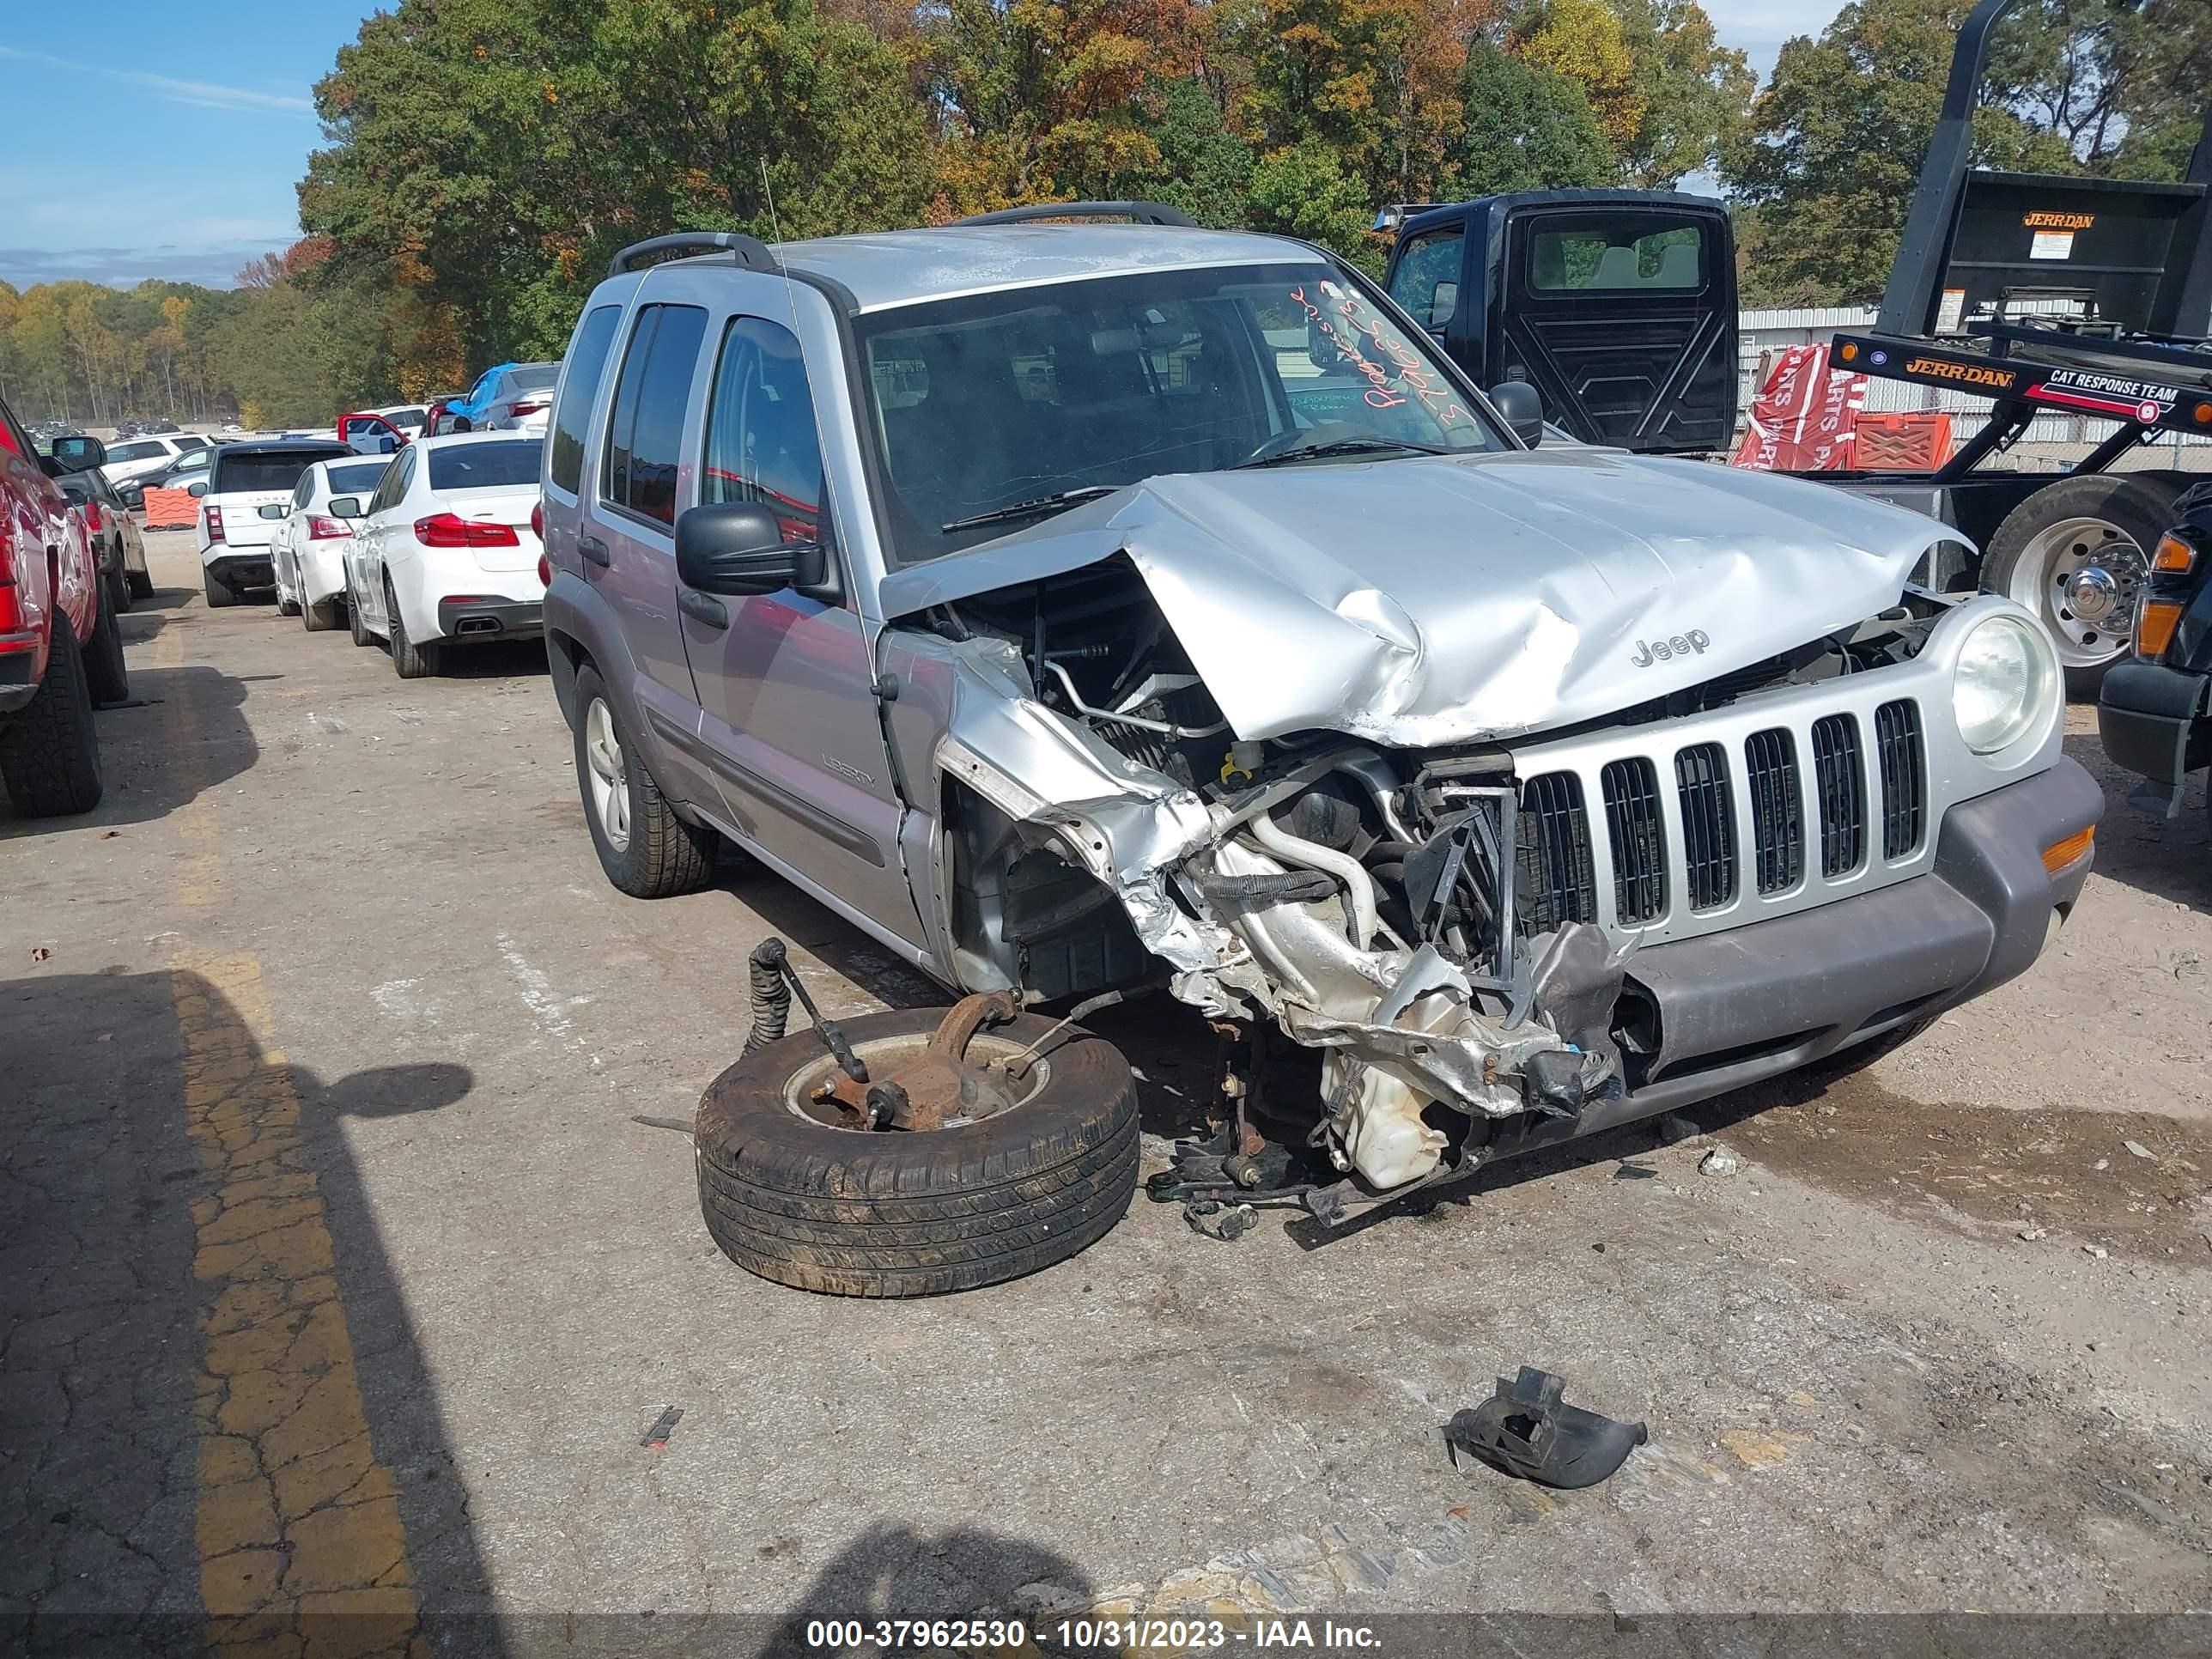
878, 447, 1954, 745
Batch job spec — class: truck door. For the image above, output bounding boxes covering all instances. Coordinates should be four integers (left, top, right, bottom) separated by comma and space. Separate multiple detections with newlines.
1498, 204, 1737, 453
677, 313, 924, 948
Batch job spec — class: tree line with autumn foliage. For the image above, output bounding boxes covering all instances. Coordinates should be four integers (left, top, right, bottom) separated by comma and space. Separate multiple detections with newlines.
3, 0, 2206, 428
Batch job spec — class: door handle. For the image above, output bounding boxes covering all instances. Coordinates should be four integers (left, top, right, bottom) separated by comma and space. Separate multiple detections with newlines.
677, 588, 728, 629
580, 534, 611, 568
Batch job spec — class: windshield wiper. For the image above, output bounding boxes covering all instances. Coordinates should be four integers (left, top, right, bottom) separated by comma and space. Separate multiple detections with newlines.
1235, 437, 1450, 469
940, 485, 1121, 533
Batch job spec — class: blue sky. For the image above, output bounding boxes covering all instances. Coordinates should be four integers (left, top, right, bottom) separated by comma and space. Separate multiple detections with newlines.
0, 1, 372, 289
0, 0, 1847, 293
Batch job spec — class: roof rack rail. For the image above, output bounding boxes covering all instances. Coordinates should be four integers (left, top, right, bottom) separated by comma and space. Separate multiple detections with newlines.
952, 200, 1199, 229
609, 231, 779, 278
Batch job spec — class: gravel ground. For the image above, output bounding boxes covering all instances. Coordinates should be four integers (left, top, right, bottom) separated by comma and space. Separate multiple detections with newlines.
3, 530, 2208, 1657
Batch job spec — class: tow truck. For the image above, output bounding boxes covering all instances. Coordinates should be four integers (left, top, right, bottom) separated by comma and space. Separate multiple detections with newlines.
1377, 0, 2212, 688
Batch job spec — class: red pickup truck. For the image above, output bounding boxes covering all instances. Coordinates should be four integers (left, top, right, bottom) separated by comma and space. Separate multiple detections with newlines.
0, 396, 127, 817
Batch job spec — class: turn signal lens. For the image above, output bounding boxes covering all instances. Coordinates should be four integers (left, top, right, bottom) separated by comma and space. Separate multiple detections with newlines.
2135, 599, 2184, 659
2152, 532, 2197, 574
537, 552, 551, 587
2040, 826, 2094, 872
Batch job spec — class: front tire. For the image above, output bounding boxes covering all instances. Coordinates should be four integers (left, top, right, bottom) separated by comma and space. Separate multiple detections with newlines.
385, 578, 438, 678
1983, 474, 2183, 695
696, 1008, 1140, 1297
571, 663, 715, 897
0, 620, 103, 817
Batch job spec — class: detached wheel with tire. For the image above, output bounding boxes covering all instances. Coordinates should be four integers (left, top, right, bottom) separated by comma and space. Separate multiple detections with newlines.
696, 1008, 1140, 1297
0, 620, 102, 817
1983, 474, 2183, 694
203, 568, 237, 609
570, 662, 716, 896
385, 578, 438, 678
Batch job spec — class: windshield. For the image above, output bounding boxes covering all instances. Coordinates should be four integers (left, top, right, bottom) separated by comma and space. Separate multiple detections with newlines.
855, 262, 1503, 563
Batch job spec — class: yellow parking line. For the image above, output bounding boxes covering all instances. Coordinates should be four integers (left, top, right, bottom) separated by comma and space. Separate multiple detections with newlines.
156, 620, 420, 1656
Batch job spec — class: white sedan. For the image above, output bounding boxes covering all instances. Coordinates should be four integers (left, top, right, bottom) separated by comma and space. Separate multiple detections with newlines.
270, 455, 395, 631
341, 432, 545, 678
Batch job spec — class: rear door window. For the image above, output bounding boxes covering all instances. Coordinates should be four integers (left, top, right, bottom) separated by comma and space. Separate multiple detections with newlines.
1389, 228, 1464, 329
549, 305, 623, 495
601, 304, 708, 527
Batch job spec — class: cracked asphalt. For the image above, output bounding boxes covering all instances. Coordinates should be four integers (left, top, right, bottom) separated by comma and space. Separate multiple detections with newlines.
3, 530, 2210, 1657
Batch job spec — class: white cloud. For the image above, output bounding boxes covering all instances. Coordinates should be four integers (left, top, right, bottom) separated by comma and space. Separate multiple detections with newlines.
0, 45, 313, 116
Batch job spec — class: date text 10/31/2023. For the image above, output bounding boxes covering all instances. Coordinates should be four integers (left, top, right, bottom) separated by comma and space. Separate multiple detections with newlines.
801, 1620, 1384, 1651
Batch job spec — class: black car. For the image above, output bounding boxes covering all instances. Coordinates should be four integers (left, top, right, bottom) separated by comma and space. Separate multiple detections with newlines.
2098, 483, 2212, 822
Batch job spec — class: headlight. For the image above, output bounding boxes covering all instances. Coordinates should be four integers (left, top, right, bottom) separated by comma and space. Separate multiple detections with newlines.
1952, 613, 2055, 754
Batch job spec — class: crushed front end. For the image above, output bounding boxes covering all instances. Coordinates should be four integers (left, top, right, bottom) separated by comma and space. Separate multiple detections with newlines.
918, 562, 2098, 1218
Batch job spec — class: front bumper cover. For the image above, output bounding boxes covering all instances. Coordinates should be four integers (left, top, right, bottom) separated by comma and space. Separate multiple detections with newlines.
1583, 757, 2101, 1127
2098, 659, 2210, 787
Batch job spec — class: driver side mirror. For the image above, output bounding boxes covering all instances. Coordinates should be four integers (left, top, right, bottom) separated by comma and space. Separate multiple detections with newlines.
187, 482, 208, 498
1488, 381, 1544, 447
49, 434, 107, 475
326, 495, 364, 520
675, 502, 823, 596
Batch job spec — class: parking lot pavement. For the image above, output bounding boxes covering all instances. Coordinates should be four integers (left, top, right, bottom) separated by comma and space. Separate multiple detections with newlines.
5, 527, 2211, 1652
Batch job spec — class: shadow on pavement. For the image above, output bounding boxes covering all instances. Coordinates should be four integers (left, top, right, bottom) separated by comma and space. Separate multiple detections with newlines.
0, 665, 258, 836
0, 968, 499, 1657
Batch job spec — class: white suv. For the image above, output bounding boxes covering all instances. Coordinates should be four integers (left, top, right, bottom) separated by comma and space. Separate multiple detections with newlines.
100, 432, 212, 489
198, 440, 350, 608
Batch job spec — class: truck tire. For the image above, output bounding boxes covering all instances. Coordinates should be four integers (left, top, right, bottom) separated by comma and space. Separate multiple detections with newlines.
203, 568, 237, 609
85, 585, 129, 706
1982, 474, 2183, 694
696, 1008, 1140, 1297
0, 619, 103, 817
570, 662, 717, 896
